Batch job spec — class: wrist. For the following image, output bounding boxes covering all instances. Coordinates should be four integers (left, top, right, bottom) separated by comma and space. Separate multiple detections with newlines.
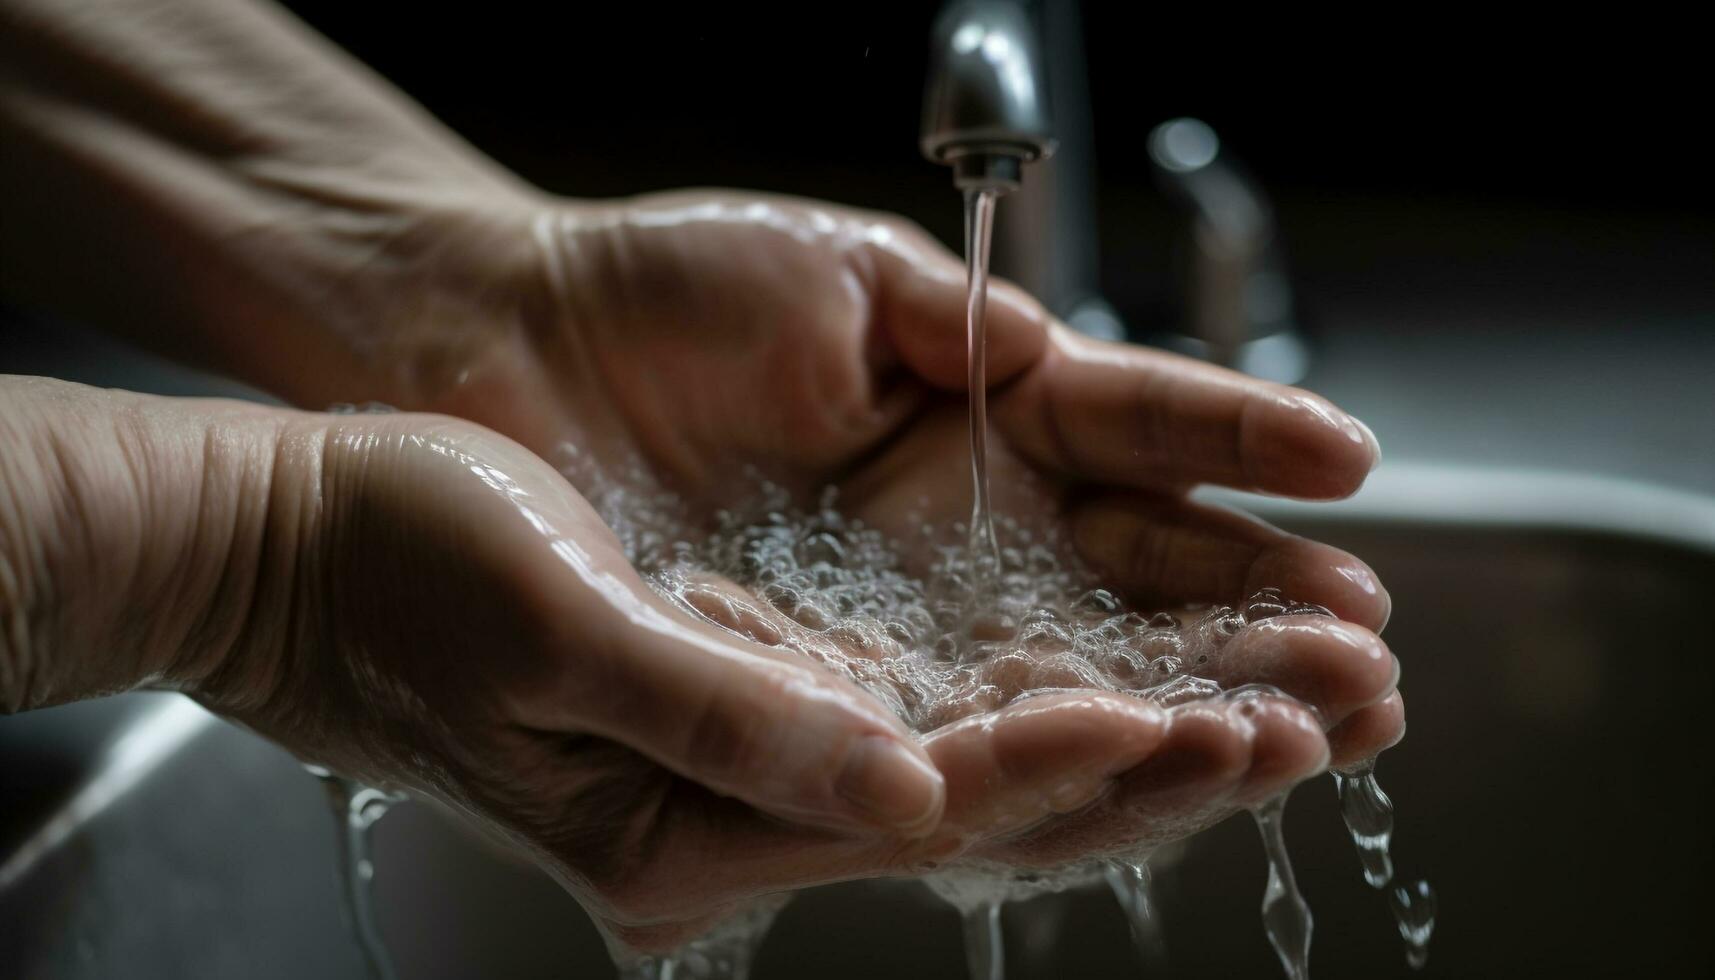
0, 377, 292, 711
1, 0, 550, 412
280, 186, 551, 411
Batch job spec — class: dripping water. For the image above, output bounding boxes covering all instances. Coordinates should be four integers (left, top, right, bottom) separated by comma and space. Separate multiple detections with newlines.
611, 897, 788, 980
959, 901, 1004, 980
1332, 762, 1437, 968
306, 765, 403, 980
1253, 796, 1313, 980
1103, 859, 1166, 968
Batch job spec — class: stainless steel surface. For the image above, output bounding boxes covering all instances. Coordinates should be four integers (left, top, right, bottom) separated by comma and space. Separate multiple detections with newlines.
6, 471, 1712, 979
920, 1, 1055, 192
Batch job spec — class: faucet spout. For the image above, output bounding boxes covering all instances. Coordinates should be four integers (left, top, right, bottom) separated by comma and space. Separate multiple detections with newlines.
921, 1, 1055, 193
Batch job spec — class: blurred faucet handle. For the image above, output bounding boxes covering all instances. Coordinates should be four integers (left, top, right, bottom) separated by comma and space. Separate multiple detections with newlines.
1149, 118, 1309, 384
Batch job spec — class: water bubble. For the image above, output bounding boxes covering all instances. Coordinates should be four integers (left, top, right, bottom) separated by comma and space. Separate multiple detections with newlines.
800, 531, 846, 565
1020, 620, 1073, 652
1073, 588, 1122, 616
572, 454, 1424, 978
1212, 608, 1247, 637
1243, 589, 1291, 622
1144, 674, 1222, 706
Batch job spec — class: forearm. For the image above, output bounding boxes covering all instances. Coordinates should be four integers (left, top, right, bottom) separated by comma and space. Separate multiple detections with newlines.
0, 374, 286, 712
0, 0, 538, 405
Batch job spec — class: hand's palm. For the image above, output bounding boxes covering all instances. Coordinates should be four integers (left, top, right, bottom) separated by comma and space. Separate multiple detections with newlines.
382, 190, 1406, 946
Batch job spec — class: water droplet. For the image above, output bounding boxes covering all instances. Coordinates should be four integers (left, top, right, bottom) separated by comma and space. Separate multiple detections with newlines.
1390, 879, 1437, 969
961, 902, 1004, 980
307, 768, 403, 980
1253, 796, 1313, 980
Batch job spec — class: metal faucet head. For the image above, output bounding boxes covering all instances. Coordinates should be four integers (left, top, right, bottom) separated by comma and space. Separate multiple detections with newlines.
921, 1, 1056, 192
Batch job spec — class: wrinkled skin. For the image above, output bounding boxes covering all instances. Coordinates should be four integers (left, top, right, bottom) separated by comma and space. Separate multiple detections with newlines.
206, 189, 1406, 950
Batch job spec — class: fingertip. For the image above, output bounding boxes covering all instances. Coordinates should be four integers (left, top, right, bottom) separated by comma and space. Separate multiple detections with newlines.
1247, 540, 1392, 633
1329, 692, 1407, 769
1353, 416, 1383, 471
1232, 697, 1330, 804
987, 692, 1168, 784
1118, 702, 1253, 805
917, 692, 1167, 840
1246, 391, 1379, 500
1220, 617, 1400, 727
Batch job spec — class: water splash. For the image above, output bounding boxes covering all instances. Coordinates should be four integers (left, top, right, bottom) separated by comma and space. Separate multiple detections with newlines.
1332, 762, 1437, 968
305, 765, 405, 980
1253, 795, 1313, 980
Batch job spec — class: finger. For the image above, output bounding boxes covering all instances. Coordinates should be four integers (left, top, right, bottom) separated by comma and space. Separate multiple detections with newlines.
1328, 691, 1407, 769
974, 700, 1252, 864
994, 327, 1380, 499
1227, 694, 1333, 806
1197, 617, 1400, 729
921, 691, 1167, 841
523, 581, 946, 839
864, 221, 1050, 389
988, 697, 1327, 865
587, 690, 1169, 928
1070, 493, 1391, 630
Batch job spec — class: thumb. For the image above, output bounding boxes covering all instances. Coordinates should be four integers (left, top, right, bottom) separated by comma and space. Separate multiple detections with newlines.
542, 592, 947, 838
867, 223, 1051, 390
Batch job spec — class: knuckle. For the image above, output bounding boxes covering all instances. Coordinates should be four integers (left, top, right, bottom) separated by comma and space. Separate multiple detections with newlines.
681, 664, 794, 785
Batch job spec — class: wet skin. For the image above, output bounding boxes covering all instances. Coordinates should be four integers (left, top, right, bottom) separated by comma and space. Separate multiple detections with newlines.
220, 191, 1406, 948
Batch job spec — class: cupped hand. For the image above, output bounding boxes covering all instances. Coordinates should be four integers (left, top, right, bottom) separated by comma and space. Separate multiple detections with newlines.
200, 412, 1276, 950
290, 189, 1407, 943
198, 412, 972, 946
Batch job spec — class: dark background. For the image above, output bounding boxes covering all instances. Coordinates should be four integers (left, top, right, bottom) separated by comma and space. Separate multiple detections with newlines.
281, 4, 1712, 211
275, 2, 1715, 354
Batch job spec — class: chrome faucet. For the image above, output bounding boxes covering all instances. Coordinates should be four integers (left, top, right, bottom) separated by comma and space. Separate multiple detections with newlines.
921, 2, 1308, 379
920, 1, 1055, 193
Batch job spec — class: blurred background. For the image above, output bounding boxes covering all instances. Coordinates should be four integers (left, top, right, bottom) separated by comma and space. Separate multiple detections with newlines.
4, 3, 1713, 979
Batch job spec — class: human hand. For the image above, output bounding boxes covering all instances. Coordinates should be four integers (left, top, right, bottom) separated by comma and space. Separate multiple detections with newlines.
315, 189, 1404, 870
192, 410, 1326, 949
10, 379, 1364, 951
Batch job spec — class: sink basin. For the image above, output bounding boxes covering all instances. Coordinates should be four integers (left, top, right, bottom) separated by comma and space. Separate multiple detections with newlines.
5, 466, 1712, 979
